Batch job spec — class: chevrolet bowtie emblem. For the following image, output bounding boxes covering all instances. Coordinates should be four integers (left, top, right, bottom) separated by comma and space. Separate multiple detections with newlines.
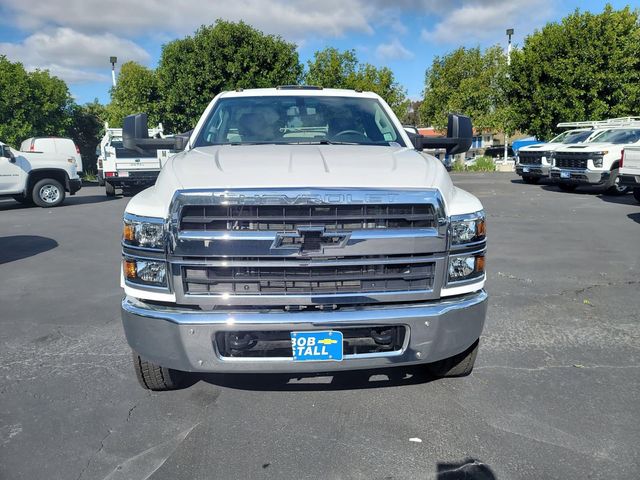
272, 227, 351, 254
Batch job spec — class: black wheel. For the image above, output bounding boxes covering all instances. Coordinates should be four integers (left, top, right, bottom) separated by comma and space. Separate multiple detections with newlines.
558, 183, 577, 192
97, 173, 105, 187
105, 181, 116, 197
132, 352, 186, 391
522, 175, 539, 184
426, 340, 479, 378
12, 194, 33, 205
32, 178, 65, 207
634, 188, 640, 204
605, 173, 629, 196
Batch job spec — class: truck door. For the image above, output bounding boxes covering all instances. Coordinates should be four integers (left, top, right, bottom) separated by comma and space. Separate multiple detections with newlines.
0, 146, 26, 194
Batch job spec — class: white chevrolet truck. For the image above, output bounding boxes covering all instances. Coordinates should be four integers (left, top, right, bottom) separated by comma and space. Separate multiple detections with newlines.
515, 128, 593, 183
619, 145, 640, 203
120, 88, 487, 390
0, 140, 81, 207
550, 126, 640, 194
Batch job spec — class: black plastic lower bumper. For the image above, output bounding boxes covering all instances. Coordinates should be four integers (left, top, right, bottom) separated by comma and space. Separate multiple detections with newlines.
105, 171, 159, 188
68, 178, 82, 195
618, 174, 640, 187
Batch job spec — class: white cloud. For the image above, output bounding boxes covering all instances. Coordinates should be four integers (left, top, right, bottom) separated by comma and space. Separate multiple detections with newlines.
375, 39, 414, 61
2, 0, 374, 38
421, 0, 552, 44
0, 28, 150, 84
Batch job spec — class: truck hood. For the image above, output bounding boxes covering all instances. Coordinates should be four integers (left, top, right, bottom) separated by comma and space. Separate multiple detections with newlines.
519, 142, 563, 152
166, 144, 452, 191
554, 142, 626, 154
129, 144, 482, 218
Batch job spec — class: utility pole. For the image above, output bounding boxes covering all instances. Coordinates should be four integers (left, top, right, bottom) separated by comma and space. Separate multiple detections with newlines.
110, 56, 118, 87
504, 29, 514, 163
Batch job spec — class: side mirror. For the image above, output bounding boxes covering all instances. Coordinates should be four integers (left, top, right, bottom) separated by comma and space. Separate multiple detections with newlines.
413, 114, 473, 154
123, 113, 187, 153
173, 136, 189, 151
1, 145, 16, 162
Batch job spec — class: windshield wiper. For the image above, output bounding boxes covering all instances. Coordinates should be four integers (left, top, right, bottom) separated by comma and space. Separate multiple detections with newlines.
292, 140, 359, 145
228, 141, 287, 146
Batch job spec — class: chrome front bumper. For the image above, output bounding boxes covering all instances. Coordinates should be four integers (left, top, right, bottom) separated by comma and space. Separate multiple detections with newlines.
516, 164, 550, 177
121, 290, 488, 373
549, 168, 609, 185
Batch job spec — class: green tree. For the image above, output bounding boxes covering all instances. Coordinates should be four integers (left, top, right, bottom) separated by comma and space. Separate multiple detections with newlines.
305, 48, 358, 88
106, 61, 160, 127
509, 5, 640, 139
305, 48, 409, 120
68, 100, 107, 172
157, 20, 303, 131
0, 56, 73, 147
419, 45, 512, 132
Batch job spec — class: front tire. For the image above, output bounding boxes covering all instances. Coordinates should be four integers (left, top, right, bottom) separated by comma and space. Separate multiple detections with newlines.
633, 188, 640, 204
132, 352, 186, 391
426, 340, 479, 378
605, 173, 629, 196
105, 181, 116, 197
558, 183, 577, 192
97, 173, 105, 187
522, 175, 539, 184
32, 178, 65, 207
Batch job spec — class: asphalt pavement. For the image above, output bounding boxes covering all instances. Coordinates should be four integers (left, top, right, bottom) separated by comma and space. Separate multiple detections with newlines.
1, 174, 639, 479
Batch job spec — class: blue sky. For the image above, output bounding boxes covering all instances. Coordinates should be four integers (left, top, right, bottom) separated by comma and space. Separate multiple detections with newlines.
0, 1, 633, 105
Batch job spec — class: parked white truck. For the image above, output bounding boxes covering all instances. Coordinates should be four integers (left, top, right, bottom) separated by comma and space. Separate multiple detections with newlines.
550, 126, 640, 194
120, 87, 487, 390
516, 129, 593, 183
99, 120, 170, 197
619, 146, 640, 203
0, 140, 81, 207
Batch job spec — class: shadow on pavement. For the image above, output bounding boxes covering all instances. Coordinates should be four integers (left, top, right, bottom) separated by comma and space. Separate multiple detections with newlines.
196, 365, 437, 391
63, 195, 120, 206
509, 178, 553, 186
628, 213, 640, 224
437, 458, 496, 479
0, 194, 118, 211
539, 184, 605, 195
0, 235, 58, 264
596, 194, 638, 206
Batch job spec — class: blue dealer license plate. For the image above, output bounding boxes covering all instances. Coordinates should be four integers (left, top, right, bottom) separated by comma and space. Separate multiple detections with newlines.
291, 331, 343, 362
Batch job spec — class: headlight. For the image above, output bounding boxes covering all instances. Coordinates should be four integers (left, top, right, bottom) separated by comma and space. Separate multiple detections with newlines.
123, 215, 165, 249
448, 253, 485, 283
124, 259, 167, 286
450, 211, 486, 246
589, 156, 604, 168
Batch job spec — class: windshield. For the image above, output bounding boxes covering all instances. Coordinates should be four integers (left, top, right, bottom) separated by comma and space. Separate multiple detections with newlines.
193, 96, 405, 147
589, 128, 640, 144
110, 139, 123, 149
549, 131, 572, 143
561, 130, 592, 143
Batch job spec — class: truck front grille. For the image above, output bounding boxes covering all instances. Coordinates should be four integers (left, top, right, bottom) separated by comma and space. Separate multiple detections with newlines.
180, 204, 437, 232
555, 152, 588, 169
182, 257, 435, 296
518, 151, 545, 165
169, 189, 448, 306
